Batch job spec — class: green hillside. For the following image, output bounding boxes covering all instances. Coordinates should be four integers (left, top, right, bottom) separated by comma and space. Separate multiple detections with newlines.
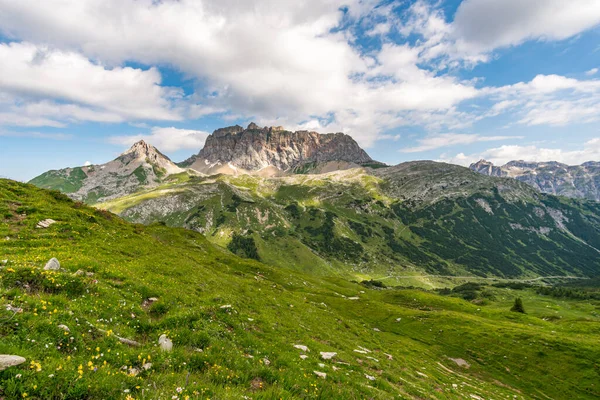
98, 162, 600, 283
2, 179, 600, 399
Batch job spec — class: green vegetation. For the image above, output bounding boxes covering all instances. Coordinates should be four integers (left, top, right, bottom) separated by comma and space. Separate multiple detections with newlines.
29, 167, 88, 194
97, 165, 600, 283
511, 298, 526, 313
227, 233, 260, 260
1, 179, 600, 399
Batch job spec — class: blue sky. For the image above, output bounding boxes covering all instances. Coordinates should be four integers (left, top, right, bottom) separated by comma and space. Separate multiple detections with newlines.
0, 0, 599, 181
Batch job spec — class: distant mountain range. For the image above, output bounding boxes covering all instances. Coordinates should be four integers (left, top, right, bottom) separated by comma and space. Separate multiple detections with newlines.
27, 126, 600, 280
470, 159, 600, 201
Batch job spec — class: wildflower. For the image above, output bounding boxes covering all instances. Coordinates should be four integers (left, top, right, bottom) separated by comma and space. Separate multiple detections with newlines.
176, 387, 183, 393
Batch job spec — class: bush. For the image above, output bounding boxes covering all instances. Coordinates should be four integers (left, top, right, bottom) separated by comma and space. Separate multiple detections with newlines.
511, 297, 525, 313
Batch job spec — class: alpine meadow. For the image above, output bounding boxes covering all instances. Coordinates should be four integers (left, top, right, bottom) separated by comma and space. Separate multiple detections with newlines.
2, 1, 600, 399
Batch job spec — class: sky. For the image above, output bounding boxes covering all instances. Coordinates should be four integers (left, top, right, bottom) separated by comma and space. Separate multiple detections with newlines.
0, 0, 600, 181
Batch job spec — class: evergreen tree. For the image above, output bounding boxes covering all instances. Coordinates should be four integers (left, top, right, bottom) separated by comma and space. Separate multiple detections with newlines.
510, 297, 525, 313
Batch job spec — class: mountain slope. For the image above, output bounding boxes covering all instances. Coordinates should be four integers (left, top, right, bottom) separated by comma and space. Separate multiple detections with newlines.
470, 159, 600, 201
99, 161, 600, 281
1, 179, 599, 399
180, 123, 377, 176
29, 140, 185, 203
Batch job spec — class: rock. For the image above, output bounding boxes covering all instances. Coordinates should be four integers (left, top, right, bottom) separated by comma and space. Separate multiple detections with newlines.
0, 355, 26, 371
74, 270, 85, 276
318, 363, 325, 368
385, 353, 393, 360
142, 362, 152, 370
220, 304, 232, 309
5, 305, 23, 313
58, 324, 70, 332
293, 344, 309, 352
320, 352, 337, 360
365, 374, 376, 381
158, 334, 173, 352
262, 358, 271, 366
1, 260, 7, 265
373, 328, 381, 332
128, 367, 139, 376
313, 371, 327, 379
148, 297, 159, 302
182, 124, 374, 174
44, 258, 60, 271
36, 219, 57, 229
449, 358, 470, 368
300, 355, 308, 360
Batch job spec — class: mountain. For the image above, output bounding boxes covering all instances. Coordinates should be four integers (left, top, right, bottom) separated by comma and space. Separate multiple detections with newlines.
29, 140, 185, 203
2, 179, 600, 399
470, 159, 600, 201
180, 123, 379, 176
98, 160, 600, 281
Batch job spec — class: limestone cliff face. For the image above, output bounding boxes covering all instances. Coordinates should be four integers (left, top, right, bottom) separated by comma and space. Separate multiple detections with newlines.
470, 159, 600, 201
182, 123, 374, 174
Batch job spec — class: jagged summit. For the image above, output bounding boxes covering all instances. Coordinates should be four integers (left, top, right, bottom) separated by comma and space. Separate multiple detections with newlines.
470, 159, 600, 201
181, 123, 377, 176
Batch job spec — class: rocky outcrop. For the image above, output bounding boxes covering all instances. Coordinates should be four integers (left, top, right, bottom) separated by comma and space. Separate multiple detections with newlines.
470, 159, 600, 201
181, 123, 374, 175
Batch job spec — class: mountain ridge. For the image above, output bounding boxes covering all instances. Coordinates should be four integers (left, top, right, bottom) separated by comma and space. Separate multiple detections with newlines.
470, 159, 600, 201
180, 123, 379, 176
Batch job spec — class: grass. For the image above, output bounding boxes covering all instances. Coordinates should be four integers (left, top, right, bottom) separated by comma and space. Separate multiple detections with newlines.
1, 179, 600, 399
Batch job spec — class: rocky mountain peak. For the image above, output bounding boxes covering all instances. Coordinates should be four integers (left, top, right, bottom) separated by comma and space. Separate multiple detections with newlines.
182, 123, 375, 175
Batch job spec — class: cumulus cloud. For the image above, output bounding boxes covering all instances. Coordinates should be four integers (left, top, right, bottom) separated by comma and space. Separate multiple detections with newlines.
0, 0, 481, 146
400, 133, 523, 153
586, 68, 599, 76
0, 129, 72, 140
441, 138, 600, 167
109, 126, 211, 152
453, 0, 600, 53
0, 42, 182, 124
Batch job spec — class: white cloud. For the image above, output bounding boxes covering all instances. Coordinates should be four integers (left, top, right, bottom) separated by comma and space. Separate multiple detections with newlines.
453, 0, 600, 53
400, 133, 522, 153
0, 0, 481, 146
586, 68, 599, 76
0, 42, 183, 124
109, 126, 211, 152
83, 161, 92, 166
441, 138, 600, 167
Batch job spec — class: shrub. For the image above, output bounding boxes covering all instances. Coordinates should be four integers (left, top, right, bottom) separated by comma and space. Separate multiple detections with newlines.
511, 297, 525, 313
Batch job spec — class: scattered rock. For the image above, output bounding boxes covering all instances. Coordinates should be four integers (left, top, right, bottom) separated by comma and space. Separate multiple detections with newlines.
1, 259, 7, 265
128, 367, 140, 376
313, 371, 327, 379
74, 270, 85, 276
318, 363, 325, 368
194, 348, 203, 353
58, 324, 70, 332
142, 362, 152, 370
385, 353, 393, 360
366, 356, 379, 362
5, 304, 23, 313
293, 344, 309, 352
373, 328, 381, 332
220, 304, 232, 309
320, 352, 337, 360
0, 355, 26, 371
262, 358, 271, 366
354, 349, 368, 354
86, 272, 94, 277
158, 334, 173, 352
347, 297, 360, 300
449, 358, 470, 368
395, 318, 402, 322
44, 258, 60, 271
300, 355, 308, 360
36, 219, 57, 229
365, 374, 376, 381
148, 297, 159, 302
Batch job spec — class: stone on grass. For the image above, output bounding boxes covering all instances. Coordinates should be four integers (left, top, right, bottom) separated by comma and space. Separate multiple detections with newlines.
1, 259, 7, 265
293, 344, 309, 352
300, 355, 308, 360
58, 324, 70, 332
320, 352, 337, 360
142, 362, 152, 370
449, 358, 470, 368
158, 334, 173, 352
313, 371, 327, 379
36, 219, 56, 229
0, 355, 26, 371
44, 258, 60, 271
365, 374, 376, 381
